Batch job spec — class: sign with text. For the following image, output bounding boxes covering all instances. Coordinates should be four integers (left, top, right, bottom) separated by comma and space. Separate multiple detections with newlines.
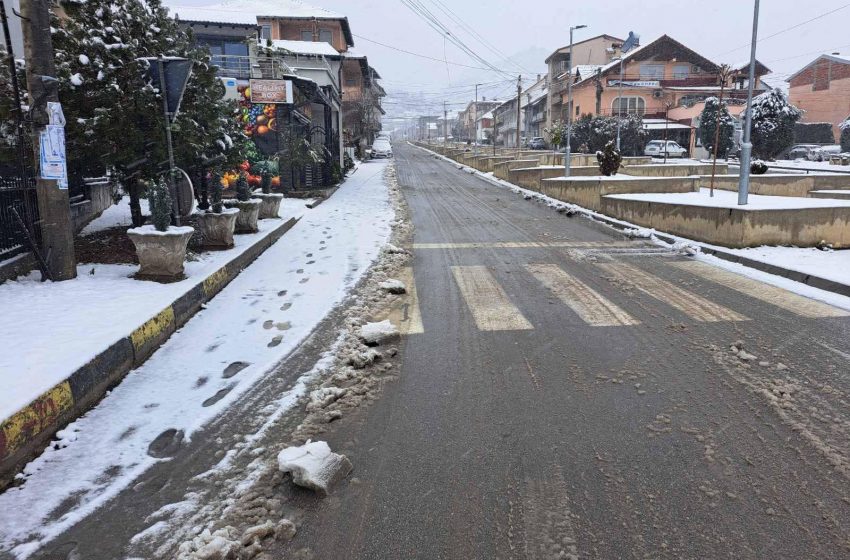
608, 80, 660, 88
249, 79, 293, 104
39, 125, 68, 188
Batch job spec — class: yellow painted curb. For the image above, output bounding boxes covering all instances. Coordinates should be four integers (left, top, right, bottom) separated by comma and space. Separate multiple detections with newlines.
1, 382, 74, 459
203, 268, 229, 298
130, 307, 175, 355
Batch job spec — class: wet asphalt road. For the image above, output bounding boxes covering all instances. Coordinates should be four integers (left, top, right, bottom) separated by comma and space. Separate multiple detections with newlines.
275, 143, 850, 559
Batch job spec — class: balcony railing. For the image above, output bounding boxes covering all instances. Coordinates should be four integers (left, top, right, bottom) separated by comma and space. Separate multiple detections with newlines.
211, 55, 295, 80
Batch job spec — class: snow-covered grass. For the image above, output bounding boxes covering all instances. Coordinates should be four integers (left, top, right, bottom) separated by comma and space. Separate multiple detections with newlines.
0, 160, 394, 557
723, 246, 850, 285
607, 187, 850, 209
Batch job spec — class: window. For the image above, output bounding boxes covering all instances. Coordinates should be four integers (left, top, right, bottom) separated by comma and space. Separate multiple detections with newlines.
301, 30, 313, 41
672, 64, 690, 79
640, 64, 665, 80
319, 29, 332, 44
260, 25, 271, 40
612, 96, 646, 115
223, 41, 248, 56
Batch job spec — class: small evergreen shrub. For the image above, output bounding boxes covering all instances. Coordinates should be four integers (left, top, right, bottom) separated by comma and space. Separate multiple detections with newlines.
597, 141, 622, 176
750, 160, 769, 175
260, 170, 272, 194
148, 179, 172, 231
210, 171, 223, 213
235, 173, 250, 201
840, 119, 850, 153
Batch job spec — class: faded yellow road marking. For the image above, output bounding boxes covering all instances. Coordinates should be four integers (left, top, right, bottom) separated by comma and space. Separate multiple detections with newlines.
413, 241, 637, 250
378, 266, 424, 334
130, 307, 175, 353
1, 382, 74, 459
597, 262, 749, 323
526, 264, 639, 327
451, 266, 533, 331
670, 261, 849, 318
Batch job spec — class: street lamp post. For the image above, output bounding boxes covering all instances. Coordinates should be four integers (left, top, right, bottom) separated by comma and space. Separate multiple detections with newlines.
737, 0, 761, 206
564, 24, 586, 178
473, 83, 481, 157
615, 56, 624, 151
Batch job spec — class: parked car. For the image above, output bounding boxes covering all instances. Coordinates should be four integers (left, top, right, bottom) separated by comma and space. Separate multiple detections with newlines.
644, 140, 687, 158
809, 145, 843, 162
528, 137, 547, 150
372, 139, 393, 159
786, 144, 820, 160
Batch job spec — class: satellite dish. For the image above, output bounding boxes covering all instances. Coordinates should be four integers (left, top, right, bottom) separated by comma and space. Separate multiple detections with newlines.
622, 31, 640, 53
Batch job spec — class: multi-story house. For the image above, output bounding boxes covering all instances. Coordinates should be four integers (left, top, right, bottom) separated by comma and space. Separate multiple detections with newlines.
545, 34, 623, 131
522, 75, 548, 140
457, 100, 502, 142
493, 98, 523, 148
787, 53, 850, 140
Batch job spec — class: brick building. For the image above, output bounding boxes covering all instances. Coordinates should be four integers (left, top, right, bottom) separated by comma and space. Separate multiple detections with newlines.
787, 54, 850, 140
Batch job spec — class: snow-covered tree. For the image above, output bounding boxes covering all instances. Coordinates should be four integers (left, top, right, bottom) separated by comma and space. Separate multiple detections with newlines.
742, 88, 803, 160
699, 97, 735, 158
51, 0, 242, 183
840, 118, 850, 153
570, 114, 646, 156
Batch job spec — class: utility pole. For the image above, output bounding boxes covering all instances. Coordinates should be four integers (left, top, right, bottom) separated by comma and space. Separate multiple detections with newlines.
444, 101, 448, 150
564, 24, 586, 178
738, 0, 760, 206
515, 75, 522, 157
20, 0, 76, 280
473, 83, 479, 157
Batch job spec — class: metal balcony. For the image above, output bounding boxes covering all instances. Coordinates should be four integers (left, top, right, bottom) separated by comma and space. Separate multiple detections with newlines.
211, 55, 296, 80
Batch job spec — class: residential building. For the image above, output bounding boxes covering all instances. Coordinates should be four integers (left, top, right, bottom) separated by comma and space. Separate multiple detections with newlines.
522, 75, 548, 139
545, 34, 623, 131
342, 52, 386, 151
416, 116, 440, 141
457, 100, 502, 142
476, 111, 494, 143
563, 35, 771, 150
493, 98, 523, 148
787, 53, 850, 140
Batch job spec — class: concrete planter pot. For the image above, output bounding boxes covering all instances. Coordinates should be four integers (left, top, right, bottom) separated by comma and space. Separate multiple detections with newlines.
253, 192, 284, 219
223, 199, 262, 233
197, 208, 239, 249
127, 225, 194, 282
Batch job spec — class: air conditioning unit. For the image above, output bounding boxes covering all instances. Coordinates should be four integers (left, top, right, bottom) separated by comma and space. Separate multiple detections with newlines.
652, 89, 664, 99
220, 77, 240, 101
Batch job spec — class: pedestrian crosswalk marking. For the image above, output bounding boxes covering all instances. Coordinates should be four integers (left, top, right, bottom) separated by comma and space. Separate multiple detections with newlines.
413, 241, 639, 250
597, 262, 749, 323
526, 264, 639, 327
380, 266, 425, 334
451, 266, 534, 331
670, 261, 850, 319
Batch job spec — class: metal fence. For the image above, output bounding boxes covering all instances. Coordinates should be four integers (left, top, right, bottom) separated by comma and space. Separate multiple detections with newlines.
0, 173, 39, 261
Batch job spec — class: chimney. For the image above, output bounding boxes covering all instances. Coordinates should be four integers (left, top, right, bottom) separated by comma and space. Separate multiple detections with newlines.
537, 73, 541, 81
482, 96, 486, 101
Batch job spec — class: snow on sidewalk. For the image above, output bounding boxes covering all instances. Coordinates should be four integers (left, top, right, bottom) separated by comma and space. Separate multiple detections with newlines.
0, 160, 394, 557
0, 198, 308, 423
607, 187, 850, 209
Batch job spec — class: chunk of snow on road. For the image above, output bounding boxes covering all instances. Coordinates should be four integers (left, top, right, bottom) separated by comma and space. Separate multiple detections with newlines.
358, 320, 399, 345
378, 279, 406, 294
623, 227, 655, 239
383, 243, 408, 255
277, 440, 352, 495
306, 386, 347, 411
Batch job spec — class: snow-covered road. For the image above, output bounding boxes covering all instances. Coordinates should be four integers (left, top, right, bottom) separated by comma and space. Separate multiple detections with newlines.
0, 160, 394, 558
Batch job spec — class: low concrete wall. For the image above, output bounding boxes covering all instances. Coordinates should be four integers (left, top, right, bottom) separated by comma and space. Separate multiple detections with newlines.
508, 166, 600, 190
699, 174, 850, 198
476, 156, 514, 173
623, 163, 727, 177
538, 176, 698, 212
494, 159, 540, 181
71, 182, 114, 232
601, 197, 850, 248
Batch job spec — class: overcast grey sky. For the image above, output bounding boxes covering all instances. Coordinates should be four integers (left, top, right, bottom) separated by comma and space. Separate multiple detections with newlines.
179, 0, 850, 114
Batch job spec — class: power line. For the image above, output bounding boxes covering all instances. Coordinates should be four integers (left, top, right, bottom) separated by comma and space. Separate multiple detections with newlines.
715, 3, 850, 57
352, 34, 496, 70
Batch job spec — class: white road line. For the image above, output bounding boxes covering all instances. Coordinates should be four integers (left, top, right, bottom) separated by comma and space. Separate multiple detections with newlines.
597, 262, 749, 323
670, 261, 850, 319
381, 266, 425, 334
526, 264, 639, 327
451, 266, 534, 331
413, 241, 637, 249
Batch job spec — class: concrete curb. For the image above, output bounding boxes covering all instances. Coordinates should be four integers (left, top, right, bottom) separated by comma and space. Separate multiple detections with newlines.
0, 216, 299, 487
411, 142, 850, 302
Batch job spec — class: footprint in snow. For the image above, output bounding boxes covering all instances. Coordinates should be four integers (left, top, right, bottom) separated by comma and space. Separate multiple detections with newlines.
268, 335, 283, 347
148, 429, 184, 458
299, 277, 309, 284
297, 269, 304, 274
263, 320, 274, 329
223, 361, 250, 378
203, 385, 234, 407
278, 290, 288, 297
280, 303, 292, 311
276, 321, 292, 331
306, 260, 315, 265
195, 376, 209, 388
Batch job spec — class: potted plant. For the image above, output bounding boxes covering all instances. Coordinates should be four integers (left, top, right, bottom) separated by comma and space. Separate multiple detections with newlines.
223, 173, 262, 233
253, 168, 283, 219
127, 179, 194, 281
197, 171, 239, 249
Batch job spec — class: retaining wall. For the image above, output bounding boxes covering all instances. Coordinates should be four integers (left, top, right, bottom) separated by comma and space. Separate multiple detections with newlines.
538, 176, 699, 212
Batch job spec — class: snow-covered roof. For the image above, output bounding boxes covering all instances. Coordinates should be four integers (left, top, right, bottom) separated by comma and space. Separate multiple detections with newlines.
165, 1, 353, 44
271, 39, 339, 57
786, 53, 850, 82
574, 64, 603, 79
478, 111, 494, 121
